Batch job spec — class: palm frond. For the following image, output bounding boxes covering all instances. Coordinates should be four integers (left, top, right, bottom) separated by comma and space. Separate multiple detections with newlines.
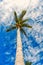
19, 10, 26, 19
6, 25, 16, 32
25, 61, 32, 65
20, 28, 28, 38
20, 19, 28, 24
22, 23, 32, 28
14, 11, 18, 23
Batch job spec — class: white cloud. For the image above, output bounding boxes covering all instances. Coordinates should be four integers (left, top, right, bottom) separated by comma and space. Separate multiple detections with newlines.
33, 23, 41, 32
32, 23, 43, 43
11, 56, 14, 61
30, 0, 39, 8
5, 52, 11, 55
0, 0, 39, 25
35, 48, 43, 55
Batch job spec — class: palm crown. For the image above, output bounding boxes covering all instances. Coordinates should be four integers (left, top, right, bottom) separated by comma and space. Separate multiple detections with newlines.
6, 10, 32, 37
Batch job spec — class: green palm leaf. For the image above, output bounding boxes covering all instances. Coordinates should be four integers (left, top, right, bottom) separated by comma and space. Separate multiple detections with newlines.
6, 25, 16, 32
19, 10, 26, 19
20, 28, 28, 38
25, 61, 32, 65
22, 23, 32, 28
20, 19, 28, 24
14, 11, 18, 23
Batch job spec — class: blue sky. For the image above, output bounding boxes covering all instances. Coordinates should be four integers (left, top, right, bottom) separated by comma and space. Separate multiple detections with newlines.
0, 0, 43, 65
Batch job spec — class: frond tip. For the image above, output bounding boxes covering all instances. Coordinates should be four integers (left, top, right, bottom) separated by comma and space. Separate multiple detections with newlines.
25, 61, 32, 65
20, 28, 28, 38
14, 11, 18, 23
22, 23, 32, 28
6, 25, 16, 32
20, 10, 26, 19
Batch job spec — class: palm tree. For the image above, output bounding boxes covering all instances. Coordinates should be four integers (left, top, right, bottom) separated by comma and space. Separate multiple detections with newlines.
6, 10, 32, 65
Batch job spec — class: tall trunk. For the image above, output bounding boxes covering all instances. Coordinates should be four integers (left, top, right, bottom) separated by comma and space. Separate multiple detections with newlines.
15, 28, 25, 65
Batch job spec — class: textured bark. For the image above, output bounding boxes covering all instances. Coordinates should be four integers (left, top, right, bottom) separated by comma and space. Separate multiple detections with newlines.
15, 28, 25, 65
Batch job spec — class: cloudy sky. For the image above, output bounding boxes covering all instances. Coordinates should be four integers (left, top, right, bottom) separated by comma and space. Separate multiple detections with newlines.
0, 0, 43, 65
0, 0, 39, 24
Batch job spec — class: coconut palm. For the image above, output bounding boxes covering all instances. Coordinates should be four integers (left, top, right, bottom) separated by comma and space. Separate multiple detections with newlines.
6, 10, 32, 65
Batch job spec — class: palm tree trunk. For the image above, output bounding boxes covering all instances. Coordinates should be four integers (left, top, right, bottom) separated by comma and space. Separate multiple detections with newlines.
15, 28, 25, 65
